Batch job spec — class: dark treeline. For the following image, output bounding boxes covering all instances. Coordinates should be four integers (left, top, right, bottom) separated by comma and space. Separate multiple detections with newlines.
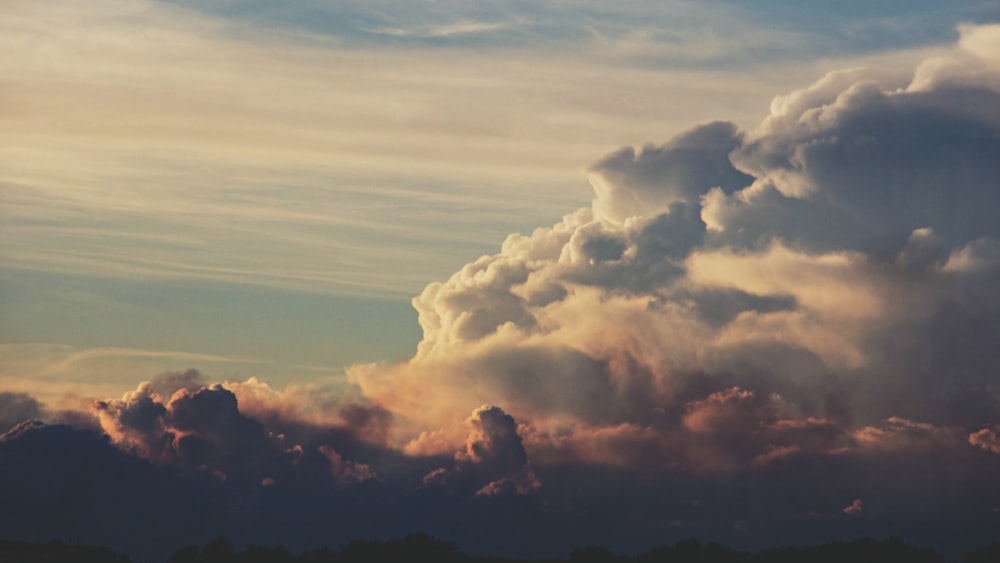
0, 539, 131, 563
2, 535, 999, 563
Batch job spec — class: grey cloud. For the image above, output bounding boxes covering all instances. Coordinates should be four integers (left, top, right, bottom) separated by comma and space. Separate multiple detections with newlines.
5, 385, 1000, 563
90, 381, 390, 490
722, 84, 1000, 252
424, 405, 540, 496
0, 391, 43, 434
663, 286, 798, 328
94, 382, 173, 462
969, 427, 1000, 453
151, 368, 207, 398
352, 27, 1000, 491
563, 202, 707, 293
854, 253, 1000, 427
587, 121, 753, 225
317, 444, 376, 484
167, 385, 280, 480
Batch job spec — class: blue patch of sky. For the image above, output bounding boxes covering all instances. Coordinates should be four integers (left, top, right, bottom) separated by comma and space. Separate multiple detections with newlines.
161, 0, 1000, 67
0, 269, 421, 369
713, 0, 1000, 50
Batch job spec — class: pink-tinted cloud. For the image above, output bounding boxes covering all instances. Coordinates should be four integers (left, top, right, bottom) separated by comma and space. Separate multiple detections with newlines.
969, 427, 1000, 453
843, 499, 863, 516
851, 417, 964, 452
317, 445, 376, 484
93, 382, 173, 462
224, 376, 393, 448
90, 379, 382, 488
422, 405, 540, 496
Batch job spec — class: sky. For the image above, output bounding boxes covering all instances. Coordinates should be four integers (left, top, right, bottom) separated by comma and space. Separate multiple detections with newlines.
2, 1, 1000, 561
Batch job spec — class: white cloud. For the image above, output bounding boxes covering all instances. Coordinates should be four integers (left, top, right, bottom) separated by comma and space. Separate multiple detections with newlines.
363, 21, 507, 38
348, 25, 1000, 471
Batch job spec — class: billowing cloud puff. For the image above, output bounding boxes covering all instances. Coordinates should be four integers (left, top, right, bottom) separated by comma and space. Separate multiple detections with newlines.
349, 24, 1000, 479
90, 378, 386, 488
422, 405, 540, 496
222, 376, 393, 448
588, 121, 753, 226
93, 382, 172, 461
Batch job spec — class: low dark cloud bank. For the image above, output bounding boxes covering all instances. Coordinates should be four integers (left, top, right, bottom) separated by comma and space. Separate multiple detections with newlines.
4, 24, 1000, 563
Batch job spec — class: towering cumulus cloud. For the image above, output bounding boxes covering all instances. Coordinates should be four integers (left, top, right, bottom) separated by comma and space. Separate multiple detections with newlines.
350, 23, 1000, 476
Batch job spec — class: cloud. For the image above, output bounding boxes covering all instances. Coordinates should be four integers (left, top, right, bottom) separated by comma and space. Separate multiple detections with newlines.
843, 499, 863, 516
587, 121, 752, 226
1, 0, 830, 300
317, 444, 376, 484
421, 406, 540, 497
349, 24, 1000, 482
93, 382, 173, 462
0, 344, 271, 408
222, 376, 394, 448
0, 391, 43, 433
151, 369, 207, 398
362, 21, 508, 39
89, 378, 390, 489
969, 427, 1000, 454
852, 417, 964, 452
718, 67, 1000, 253
0, 420, 231, 562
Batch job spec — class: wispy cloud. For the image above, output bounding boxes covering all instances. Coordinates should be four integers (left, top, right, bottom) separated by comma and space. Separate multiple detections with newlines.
0, 343, 269, 405
362, 20, 507, 38
3, 0, 935, 299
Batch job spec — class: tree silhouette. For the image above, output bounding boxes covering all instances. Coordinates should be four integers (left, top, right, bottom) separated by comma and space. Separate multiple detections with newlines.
569, 545, 617, 563
202, 536, 236, 563
169, 544, 201, 563
965, 542, 1000, 563
0, 534, 977, 563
